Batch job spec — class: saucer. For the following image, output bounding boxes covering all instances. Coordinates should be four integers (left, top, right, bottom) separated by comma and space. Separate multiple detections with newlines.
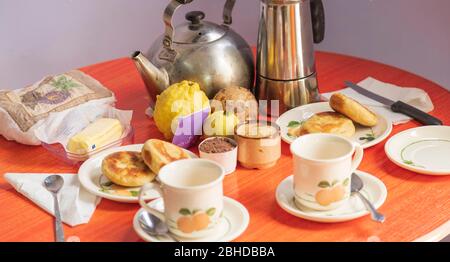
133, 196, 249, 242
276, 102, 392, 149
385, 126, 450, 175
78, 144, 197, 203
275, 170, 387, 223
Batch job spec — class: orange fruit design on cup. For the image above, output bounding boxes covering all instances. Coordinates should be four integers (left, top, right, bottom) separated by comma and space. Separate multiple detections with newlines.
315, 178, 349, 206
176, 208, 216, 234
176, 216, 196, 234
192, 212, 210, 231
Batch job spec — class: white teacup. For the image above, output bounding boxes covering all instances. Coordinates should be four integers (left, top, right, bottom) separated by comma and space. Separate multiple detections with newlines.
290, 134, 364, 211
138, 159, 225, 239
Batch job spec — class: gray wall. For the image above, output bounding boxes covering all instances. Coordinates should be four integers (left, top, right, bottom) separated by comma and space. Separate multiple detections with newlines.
0, 0, 258, 89
316, 0, 450, 90
1, 0, 449, 90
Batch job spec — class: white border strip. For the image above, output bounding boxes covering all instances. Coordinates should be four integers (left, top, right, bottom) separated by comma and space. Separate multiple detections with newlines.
413, 220, 450, 242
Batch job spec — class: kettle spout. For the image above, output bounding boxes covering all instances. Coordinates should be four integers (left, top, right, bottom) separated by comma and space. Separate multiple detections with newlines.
132, 51, 169, 105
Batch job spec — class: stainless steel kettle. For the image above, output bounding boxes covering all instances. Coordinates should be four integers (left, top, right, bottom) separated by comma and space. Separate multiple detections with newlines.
255, 0, 325, 114
132, 0, 255, 107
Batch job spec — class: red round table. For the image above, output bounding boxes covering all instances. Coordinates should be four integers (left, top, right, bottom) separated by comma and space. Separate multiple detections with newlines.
0, 51, 449, 242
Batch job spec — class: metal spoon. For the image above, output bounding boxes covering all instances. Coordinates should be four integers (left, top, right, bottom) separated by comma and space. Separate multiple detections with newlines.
351, 173, 385, 223
43, 175, 65, 242
138, 211, 179, 242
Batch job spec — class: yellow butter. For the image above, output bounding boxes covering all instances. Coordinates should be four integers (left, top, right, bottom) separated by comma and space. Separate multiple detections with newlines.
67, 118, 123, 154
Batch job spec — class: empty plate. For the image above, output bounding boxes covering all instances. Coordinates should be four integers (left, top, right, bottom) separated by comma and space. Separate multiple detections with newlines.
385, 126, 450, 175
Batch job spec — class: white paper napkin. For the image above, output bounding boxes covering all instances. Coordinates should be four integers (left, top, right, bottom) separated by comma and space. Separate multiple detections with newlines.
322, 77, 434, 125
4, 173, 101, 227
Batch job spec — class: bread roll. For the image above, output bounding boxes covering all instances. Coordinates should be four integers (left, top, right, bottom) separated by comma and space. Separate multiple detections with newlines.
141, 139, 191, 174
330, 93, 378, 127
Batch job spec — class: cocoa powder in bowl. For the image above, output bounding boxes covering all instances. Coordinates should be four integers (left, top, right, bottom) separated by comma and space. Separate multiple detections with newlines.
199, 137, 236, 154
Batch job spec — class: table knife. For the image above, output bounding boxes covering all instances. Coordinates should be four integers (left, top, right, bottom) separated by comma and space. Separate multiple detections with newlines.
344, 81, 443, 126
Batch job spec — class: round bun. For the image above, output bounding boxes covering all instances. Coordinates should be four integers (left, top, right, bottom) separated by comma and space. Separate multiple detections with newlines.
330, 93, 378, 127
102, 151, 156, 187
301, 112, 356, 138
212, 86, 258, 122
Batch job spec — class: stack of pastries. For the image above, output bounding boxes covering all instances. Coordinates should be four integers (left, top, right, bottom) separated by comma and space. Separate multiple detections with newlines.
101, 139, 190, 187
289, 93, 378, 138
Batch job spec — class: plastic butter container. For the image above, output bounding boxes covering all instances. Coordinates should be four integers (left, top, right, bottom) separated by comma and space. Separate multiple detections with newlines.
36, 108, 135, 166
42, 125, 134, 166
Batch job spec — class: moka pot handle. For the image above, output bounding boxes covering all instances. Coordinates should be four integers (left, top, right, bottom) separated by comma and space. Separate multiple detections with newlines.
311, 0, 325, 44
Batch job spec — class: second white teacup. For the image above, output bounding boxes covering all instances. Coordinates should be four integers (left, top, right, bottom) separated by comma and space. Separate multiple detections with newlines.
139, 159, 225, 239
290, 134, 364, 211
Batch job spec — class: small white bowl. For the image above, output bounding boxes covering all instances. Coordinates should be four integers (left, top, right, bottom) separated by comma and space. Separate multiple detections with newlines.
199, 137, 238, 175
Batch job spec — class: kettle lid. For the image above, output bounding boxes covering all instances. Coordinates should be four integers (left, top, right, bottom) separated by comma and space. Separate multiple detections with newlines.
173, 11, 227, 44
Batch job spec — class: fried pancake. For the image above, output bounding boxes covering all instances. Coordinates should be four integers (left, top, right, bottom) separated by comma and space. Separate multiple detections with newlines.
330, 93, 378, 127
142, 139, 191, 174
102, 151, 156, 187
301, 112, 356, 138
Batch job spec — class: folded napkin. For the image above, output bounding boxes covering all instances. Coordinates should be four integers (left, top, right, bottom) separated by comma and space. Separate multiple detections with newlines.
322, 77, 434, 125
4, 173, 100, 227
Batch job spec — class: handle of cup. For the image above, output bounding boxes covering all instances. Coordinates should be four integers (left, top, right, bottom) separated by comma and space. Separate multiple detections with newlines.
351, 144, 364, 173
138, 183, 166, 222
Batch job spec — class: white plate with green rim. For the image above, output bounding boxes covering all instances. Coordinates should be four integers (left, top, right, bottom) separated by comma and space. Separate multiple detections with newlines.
385, 126, 450, 175
78, 144, 198, 203
276, 102, 392, 149
275, 170, 387, 223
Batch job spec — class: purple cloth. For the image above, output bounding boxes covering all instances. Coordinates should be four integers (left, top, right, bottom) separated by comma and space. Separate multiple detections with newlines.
172, 108, 210, 148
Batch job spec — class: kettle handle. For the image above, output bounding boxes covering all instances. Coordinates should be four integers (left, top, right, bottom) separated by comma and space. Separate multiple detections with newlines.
160, 0, 191, 61
160, 0, 236, 61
